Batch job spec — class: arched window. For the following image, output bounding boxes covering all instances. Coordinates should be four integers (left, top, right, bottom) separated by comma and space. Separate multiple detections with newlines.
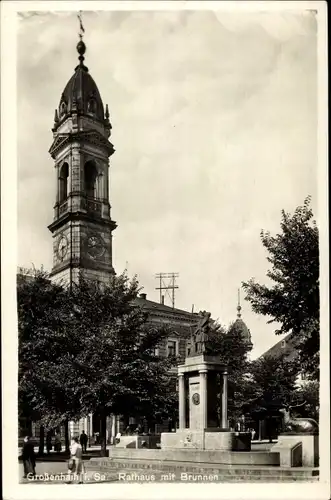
84, 161, 98, 198
59, 163, 69, 202
60, 101, 67, 117
87, 98, 97, 115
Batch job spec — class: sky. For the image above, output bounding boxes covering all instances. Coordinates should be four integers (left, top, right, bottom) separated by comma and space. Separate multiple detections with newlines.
17, 8, 318, 358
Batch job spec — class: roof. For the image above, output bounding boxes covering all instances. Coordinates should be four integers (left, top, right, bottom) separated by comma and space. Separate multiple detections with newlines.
58, 65, 105, 123
133, 296, 198, 324
260, 333, 298, 362
232, 318, 252, 343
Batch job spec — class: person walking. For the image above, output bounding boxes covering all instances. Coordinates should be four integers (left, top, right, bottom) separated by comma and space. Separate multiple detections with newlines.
67, 437, 84, 484
79, 430, 88, 453
22, 436, 36, 479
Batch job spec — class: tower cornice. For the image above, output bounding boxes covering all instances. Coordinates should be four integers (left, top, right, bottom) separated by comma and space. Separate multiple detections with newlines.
49, 130, 114, 159
48, 210, 117, 234
49, 258, 114, 278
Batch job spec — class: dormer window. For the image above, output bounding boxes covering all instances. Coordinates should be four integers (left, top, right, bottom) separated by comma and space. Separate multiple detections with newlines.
60, 101, 67, 117
281, 340, 286, 348
87, 98, 97, 115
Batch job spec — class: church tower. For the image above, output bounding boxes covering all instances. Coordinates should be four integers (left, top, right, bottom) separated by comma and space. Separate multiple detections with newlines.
48, 34, 116, 285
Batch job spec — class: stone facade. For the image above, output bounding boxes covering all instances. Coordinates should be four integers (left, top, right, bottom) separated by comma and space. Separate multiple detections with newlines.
48, 47, 116, 286
134, 294, 198, 361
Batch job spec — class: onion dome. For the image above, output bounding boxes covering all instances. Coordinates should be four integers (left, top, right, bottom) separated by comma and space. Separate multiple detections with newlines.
56, 39, 105, 125
233, 317, 252, 344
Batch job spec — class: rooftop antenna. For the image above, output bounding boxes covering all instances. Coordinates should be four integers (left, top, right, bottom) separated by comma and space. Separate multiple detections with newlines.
155, 272, 179, 308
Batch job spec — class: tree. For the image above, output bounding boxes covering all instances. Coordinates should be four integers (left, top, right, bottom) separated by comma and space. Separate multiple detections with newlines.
242, 354, 300, 441
295, 380, 319, 421
18, 270, 177, 456
18, 268, 74, 454
242, 197, 319, 380
207, 321, 253, 425
66, 274, 178, 455
246, 354, 300, 409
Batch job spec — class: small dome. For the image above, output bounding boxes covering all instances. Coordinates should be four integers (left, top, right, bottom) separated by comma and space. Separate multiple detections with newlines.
233, 318, 252, 344
58, 66, 105, 123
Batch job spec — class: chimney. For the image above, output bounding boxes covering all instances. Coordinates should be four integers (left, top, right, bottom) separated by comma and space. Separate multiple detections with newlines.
139, 293, 147, 300
161, 295, 165, 305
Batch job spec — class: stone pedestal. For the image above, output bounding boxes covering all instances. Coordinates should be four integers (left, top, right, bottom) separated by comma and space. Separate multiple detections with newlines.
274, 433, 319, 467
178, 354, 229, 431
161, 429, 234, 451
115, 435, 160, 449
271, 437, 302, 467
161, 353, 234, 451
300, 434, 319, 467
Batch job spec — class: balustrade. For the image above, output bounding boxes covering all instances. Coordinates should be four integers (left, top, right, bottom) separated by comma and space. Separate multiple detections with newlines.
57, 196, 102, 216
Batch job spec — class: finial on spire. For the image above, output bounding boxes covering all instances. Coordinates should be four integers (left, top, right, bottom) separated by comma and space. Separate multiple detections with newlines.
78, 10, 85, 41
76, 11, 88, 71
237, 288, 242, 318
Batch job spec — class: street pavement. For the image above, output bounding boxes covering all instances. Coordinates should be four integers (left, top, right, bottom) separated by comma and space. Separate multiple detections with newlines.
19, 441, 276, 484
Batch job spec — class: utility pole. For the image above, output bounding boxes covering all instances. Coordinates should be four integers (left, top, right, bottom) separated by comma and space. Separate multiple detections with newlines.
155, 272, 179, 308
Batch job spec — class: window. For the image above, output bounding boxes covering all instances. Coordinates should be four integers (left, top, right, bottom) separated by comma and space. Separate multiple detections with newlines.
59, 162, 69, 202
60, 101, 67, 117
84, 161, 98, 198
167, 340, 177, 357
281, 340, 286, 348
87, 98, 97, 115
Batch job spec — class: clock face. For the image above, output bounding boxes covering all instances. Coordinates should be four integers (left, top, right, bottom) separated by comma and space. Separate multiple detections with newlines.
57, 235, 68, 261
86, 235, 105, 259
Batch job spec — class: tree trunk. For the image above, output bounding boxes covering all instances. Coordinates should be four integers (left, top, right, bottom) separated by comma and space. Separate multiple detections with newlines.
100, 408, 107, 457
64, 420, 70, 453
266, 416, 273, 443
258, 419, 262, 441
38, 425, 44, 456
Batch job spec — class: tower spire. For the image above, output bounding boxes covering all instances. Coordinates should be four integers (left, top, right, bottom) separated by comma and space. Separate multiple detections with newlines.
237, 288, 242, 318
76, 11, 88, 72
